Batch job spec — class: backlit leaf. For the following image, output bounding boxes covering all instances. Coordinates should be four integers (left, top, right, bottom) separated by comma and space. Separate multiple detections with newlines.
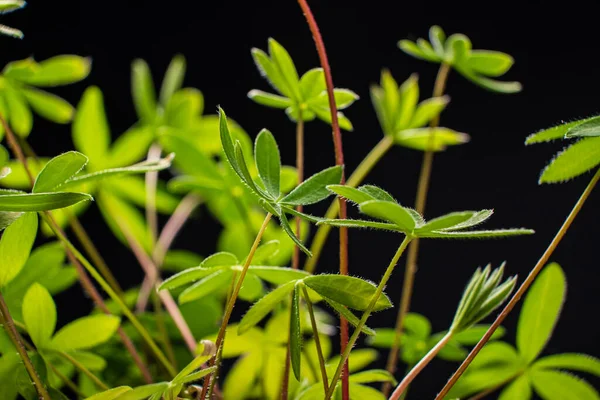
394, 127, 469, 151
534, 353, 600, 377
85, 387, 132, 400
248, 90, 291, 109
0, 192, 92, 212
178, 269, 233, 304
540, 137, 600, 183
238, 280, 296, 334
530, 370, 599, 400
248, 266, 309, 285
359, 200, 416, 231
22, 88, 74, 124
131, 59, 157, 122
468, 51, 514, 77
159, 54, 186, 106
303, 274, 392, 311
115, 383, 169, 400
268, 38, 301, 101
22, 283, 56, 348
73, 86, 110, 168
19, 55, 91, 87
50, 315, 120, 351
33, 151, 88, 193
0, 212, 37, 286
498, 374, 532, 400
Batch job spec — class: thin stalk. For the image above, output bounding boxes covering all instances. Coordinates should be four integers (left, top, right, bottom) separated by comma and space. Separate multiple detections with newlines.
296, 2, 349, 397
436, 166, 600, 399
146, 143, 162, 245
41, 212, 176, 377
305, 135, 394, 273
67, 213, 125, 297
115, 217, 198, 353
302, 285, 329, 393
383, 62, 451, 396
151, 291, 178, 369
0, 115, 154, 383
325, 235, 413, 400
204, 213, 272, 390
0, 291, 51, 399
390, 331, 454, 400
57, 350, 109, 391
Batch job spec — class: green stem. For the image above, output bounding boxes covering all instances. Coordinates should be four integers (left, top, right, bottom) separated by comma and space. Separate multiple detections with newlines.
302, 284, 329, 394
390, 331, 454, 400
383, 62, 451, 396
436, 166, 600, 399
305, 135, 394, 273
0, 291, 51, 399
57, 350, 109, 391
41, 212, 177, 377
151, 291, 178, 370
325, 235, 413, 399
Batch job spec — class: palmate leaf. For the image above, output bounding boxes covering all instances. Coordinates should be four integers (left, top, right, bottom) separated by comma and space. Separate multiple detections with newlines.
498, 375, 532, 400
565, 115, 600, 138
303, 274, 392, 311
517, 263, 566, 363
255, 129, 281, 198
530, 370, 599, 400
526, 117, 596, 144
534, 354, 600, 377
539, 137, 600, 183
393, 127, 469, 151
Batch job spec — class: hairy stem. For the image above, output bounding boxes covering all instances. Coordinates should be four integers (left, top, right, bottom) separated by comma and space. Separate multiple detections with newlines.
390, 331, 454, 400
205, 213, 272, 389
0, 291, 51, 399
436, 166, 600, 399
302, 285, 329, 393
296, 1, 350, 397
325, 235, 413, 399
383, 62, 451, 396
58, 350, 109, 391
305, 135, 394, 273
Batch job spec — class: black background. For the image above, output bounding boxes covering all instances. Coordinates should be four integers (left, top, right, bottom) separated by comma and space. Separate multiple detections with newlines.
3, 1, 599, 398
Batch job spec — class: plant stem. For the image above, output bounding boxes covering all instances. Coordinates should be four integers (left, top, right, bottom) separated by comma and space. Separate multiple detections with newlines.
205, 213, 272, 389
151, 291, 178, 369
0, 115, 154, 383
136, 193, 202, 312
296, 2, 350, 397
305, 135, 394, 273
325, 235, 413, 400
67, 213, 125, 297
115, 216, 198, 353
383, 62, 451, 396
390, 331, 454, 400
42, 212, 176, 377
145, 143, 162, 246
57, 350, 109, 391
436, 166, 600, 400
302, 285, 329, 393
0, 291, 51, 399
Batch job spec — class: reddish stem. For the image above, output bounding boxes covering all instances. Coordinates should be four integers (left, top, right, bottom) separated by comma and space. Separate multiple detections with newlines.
296, 1, 349, 397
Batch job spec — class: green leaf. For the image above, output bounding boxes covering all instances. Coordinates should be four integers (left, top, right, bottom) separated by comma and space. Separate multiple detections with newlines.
97, 191, 150, 251
247, 90, 291, 109
105, 125, 153, 167
398, 40, 438, 62
33, 151, 88, 193
279, 212, 311, 256
22, 88, 74, 124
254, 129, 281, 198
238, 280, 296, 334
358, 185, 396, 202
539, 137, 600, 183
223, 351, 263, 400
535, 353, 600, 377
4, 83, 32, 136
290, 284, 302, 380
526, 118, 595, 144
280, 166, 342, 206
327, 184, 375, 205
447, 364, 521, 399
530, 370, 599, 400
160, 252, 237, 290
410, 96, 450, 128
131, 59, 157, 121
51, 315, 120, 351
418, 211, 477, 232
251, 240, 280, 264
0, 192, 92, 211
268, 38, 301, 101
307, 89, 359, 110
396, 74, 419, 130
114, 383, 169, 400
316, 218, 400, 232
565, 116, 600, 138
347, 384, 386, 400
175, 366, 217, 385
468, 50, 514, 77
453, 325, 505, 344
299, 68, 325, 100
84, 387, 132, 400
73, 86, 111, 168
22, 283, 56, 348
160, 54, 186, 105
0, 1, 26, 13
178, 269, 233, 304
440, 209, 494, 231
350, 369, 397, 385
518, 263, 566, 363
359, 200, 417, 231
248, 266, 309, 285
322, 298, 376, 336
71, 351, 107, 371
394, 127, 470, 151
429, 26, 446, 56
418, 228, 534, 239
460, 71, 522, 94
498, 374, 532, 400
311, 107, 354, 131
328, 348, 379, 373
19, 55, 90, 87
303, 274, 392, 311
0, 212, 37, 286
251, 48, 291, 98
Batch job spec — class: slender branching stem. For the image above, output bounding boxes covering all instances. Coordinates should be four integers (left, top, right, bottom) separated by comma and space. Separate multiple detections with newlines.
41, 212, 176, 377
115, 217, 198, 353
137, 193, 202, 312
0, 115, 154, 383
305, 135, 394, 273
383, 62, 451, 396
205, 213, 272, 390
145, 143, 162, 245
295, 2, 350, 397
436, 166, 600, 399
390, 331, 454, 400
67, 213, 125, 297
302, 285, 329, 393
57, 350, 109, 391
0, 291, 51, 399
325, 235, 413, 400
